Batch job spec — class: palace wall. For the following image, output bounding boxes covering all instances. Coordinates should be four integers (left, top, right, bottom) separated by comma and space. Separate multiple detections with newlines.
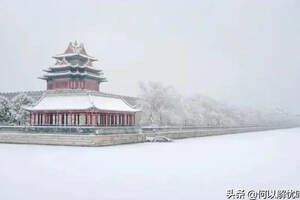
0, 126, 296, 147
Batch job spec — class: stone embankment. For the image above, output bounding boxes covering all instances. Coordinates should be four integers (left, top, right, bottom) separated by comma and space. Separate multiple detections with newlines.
0, 126, 296, 146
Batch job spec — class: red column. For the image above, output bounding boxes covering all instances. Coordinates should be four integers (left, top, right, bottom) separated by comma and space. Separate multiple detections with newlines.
89, 112, 92, 125
102, 114, 104, 126
44, 113, 47, 126
129, 114, 131, 125
90, 113, 92, 126
112, 114, 114, 126
130, 114, 132, 125
116, 113, 119, 126
103, 114, 105, 126
101, 113, 106, 126
106, 114, 109, 126
109, 114, 111, 126
37, 112, 39, 125
33, 113, 36, 125
93, 113, 97, 126
90, 112, 93, 126
86, 113, 89, 125
58, 113, 61, 126
107, 114, 111, 126
85, 113, 88, 125
99, 113, 102, 126
71, 113, 74, 125
56, 113, 58, 126
95, 113, 97, 126
110, 114, 112, 126
73, 113, 76, 126
86, 112, 89, 126
103, 114, 106, 126
107, 113, 109, 126
113, 114, 116, 126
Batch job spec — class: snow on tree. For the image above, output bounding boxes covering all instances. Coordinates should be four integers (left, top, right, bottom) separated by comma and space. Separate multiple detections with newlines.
183, 94, 240, 127
0, 96, 11, 124
137, 81, 294, 127
10, 93, 34, 125
138, 81, 185, 126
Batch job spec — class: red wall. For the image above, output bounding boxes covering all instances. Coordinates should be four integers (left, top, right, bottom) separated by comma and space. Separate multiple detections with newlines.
47, 80, 99, 91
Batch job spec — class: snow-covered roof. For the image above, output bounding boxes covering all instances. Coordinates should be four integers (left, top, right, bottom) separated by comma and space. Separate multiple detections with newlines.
48, 64, 102, 72
44, 71, 100, 77
0, 90, 139, 107
53, 53, 97, 61
52, 41, 97, 61
40, 71, 106, 82
26, 92, 139, 112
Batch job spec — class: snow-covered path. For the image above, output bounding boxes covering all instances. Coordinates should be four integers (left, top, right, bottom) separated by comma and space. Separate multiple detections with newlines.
0, 128, 299, 200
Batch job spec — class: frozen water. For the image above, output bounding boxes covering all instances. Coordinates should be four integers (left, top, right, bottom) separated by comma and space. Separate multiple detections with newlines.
0, 128, 299, 200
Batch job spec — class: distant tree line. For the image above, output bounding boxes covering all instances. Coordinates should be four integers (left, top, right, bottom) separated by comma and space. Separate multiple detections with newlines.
137, 81, 294, 127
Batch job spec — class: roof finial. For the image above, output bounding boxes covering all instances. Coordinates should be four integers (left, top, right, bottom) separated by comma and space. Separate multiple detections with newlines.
79, 42, 87, 55
64, 41, 75, 54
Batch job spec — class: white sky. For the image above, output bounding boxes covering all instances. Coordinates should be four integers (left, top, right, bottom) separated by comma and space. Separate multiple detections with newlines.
0, 0, 299, 113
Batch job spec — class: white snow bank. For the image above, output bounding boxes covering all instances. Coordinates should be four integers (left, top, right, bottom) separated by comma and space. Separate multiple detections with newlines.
0, 128, 299, 200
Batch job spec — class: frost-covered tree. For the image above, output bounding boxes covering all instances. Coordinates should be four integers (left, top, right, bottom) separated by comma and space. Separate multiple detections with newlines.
10, 93, 34, 125
137, 81, 294, 127
0, 96, 11, 124
183, 95, 234, 127
138, 82, 185, 126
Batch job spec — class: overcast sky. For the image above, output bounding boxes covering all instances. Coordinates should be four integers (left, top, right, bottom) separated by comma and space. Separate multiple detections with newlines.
0, 0, 299, 113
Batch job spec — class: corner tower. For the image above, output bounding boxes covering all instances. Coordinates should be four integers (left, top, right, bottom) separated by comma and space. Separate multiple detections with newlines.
40, 41, 106, 91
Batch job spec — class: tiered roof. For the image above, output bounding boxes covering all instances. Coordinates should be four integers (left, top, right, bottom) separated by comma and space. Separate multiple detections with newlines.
39, 41, 107, 83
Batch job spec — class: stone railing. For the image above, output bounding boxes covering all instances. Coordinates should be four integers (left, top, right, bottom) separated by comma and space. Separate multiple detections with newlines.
0, 125, 140, 135
0, 125, 298, 146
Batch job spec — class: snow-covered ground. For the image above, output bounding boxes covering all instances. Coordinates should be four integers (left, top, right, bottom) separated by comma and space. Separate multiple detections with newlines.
0, 128, 299, 200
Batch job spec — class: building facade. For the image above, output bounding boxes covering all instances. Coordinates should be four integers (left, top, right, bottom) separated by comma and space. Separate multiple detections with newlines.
27, 41, 138, 126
